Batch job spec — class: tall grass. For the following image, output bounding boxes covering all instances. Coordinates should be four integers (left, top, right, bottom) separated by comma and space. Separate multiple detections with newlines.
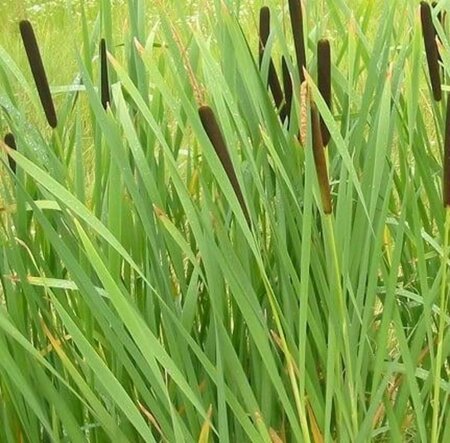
1, 0, 450, 441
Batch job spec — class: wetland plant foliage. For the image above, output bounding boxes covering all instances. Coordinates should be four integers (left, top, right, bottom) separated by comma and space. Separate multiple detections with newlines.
1, 0, 450, 441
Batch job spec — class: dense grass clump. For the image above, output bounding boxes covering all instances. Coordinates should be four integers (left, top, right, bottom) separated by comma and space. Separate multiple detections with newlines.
1, 1, 450, 442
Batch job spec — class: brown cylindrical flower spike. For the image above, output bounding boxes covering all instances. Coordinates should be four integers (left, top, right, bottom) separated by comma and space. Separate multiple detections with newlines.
420, 2, 442, 101
4, 133, 17, 174
288, 0, 307, 82
198, 105, 251, 225
281, 56, 293, 122
311, 102, 332, 214
258, 7, 284, 114
443, 95, 450, 207
19, 20, 57, 128
317, 39, 332, 146
259, 6, 270, 65
100, 38, 111, 109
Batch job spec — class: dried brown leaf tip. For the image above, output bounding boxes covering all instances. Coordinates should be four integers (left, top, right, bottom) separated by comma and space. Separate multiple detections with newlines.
100, 38, 111, 109
420, 2, 442, 101
317, 39, 332, 146
19, 20, 57, 128
443, 95, 450, 207
4, 133, 17, 173
258, 7, 284, 117
198, 105, 250, 225
311, 102, 332, 214
288, 0, 307, 82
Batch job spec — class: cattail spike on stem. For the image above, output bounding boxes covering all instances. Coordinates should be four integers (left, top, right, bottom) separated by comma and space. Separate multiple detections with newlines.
100, 38, 111, 109
281, 56, 293, 123
198, 106, 250, 225
4, 133, 17, 174
311, 102, 332, 214
317, 39, 332, 146
288, 0, 307, 82
258, 7, 285, 115
19, 20, 57, 128
420, 2, 442, 101
443, 94, 450, 207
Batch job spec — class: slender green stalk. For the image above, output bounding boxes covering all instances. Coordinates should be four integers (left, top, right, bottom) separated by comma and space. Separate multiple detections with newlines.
432, 93, 450, 442
431, 209, 450, 442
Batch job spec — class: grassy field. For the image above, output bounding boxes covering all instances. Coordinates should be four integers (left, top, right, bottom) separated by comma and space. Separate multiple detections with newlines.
1, 0, 450, 442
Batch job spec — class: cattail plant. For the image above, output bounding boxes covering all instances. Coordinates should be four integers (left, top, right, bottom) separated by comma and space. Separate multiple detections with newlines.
198, 105, 251, 225
259, 7, 285, 117
420, 2, 442, 101
311, 101, 332, 214
281, 56, 293, 123
288, 0, 307, 82
4, 133, 17, 173
432, 93, 450, 443
317, 39, 332, 146
443, 95, 450, 207
19, 20, 57, 128
100, 38, 111, 109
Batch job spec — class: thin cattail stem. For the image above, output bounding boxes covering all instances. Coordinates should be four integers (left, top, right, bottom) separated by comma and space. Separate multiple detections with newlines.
311, 102, 332, 214
420, 2, 442, 101
259, 7, 284, 113
4, 133, 17, 173
19, 20, 57, 128
282, 56, 293, 123
288, 0, 307, 82
443, 94, 450, 207
198, 106, 250, 225
317, 39, 332, 146
100, 38, 111, 109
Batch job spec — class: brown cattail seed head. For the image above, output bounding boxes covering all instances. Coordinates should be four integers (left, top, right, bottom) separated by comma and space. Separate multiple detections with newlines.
198, 106, 250, 225
281, 56, 293, 123
258, 7, 284, 114
19, 20, 57, 128
288, 0, 307, 82
317, 39, 332, 146
311, 102, 332, 214
259, 7, 270, 65
100, 38, 111, 109
4, 133, 17, 174
443, 95, 450, 207
420, 2, 442, 101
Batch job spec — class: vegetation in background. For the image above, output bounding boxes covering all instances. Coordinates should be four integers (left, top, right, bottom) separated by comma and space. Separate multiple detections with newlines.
1, 0, 450, 441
